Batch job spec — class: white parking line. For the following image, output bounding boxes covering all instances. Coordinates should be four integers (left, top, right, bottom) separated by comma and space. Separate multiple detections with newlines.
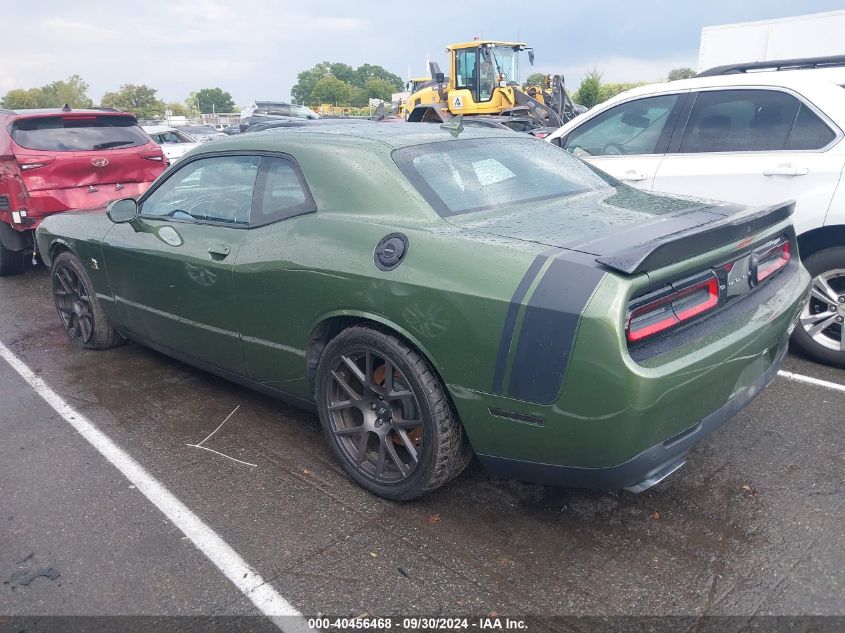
0, 340, 307, 633
777, 369, 845, 393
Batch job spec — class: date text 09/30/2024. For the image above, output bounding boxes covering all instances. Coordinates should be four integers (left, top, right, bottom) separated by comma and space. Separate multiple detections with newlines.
307, 617, 527, 630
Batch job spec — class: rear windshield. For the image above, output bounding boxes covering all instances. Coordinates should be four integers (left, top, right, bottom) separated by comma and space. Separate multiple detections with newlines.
10, 115, 149, 152
393, 137, 609, 217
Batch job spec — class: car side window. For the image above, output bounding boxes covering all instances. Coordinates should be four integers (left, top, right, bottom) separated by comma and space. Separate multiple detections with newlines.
141, 155, 261, 225
677, 89, 833, 153
252, 156, 316, 225
562, 94, 681, 156
786, 103, 836, 150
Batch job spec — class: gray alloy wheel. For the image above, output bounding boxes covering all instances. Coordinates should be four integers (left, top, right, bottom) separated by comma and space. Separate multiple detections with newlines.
326, 347, 423, 485
316, 325, 471, 500
800, 269, 845, 352
51, 252, 125, 350
791, 245, 845, 368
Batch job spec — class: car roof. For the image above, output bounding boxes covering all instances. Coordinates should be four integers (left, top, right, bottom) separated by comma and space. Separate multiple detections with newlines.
0, 107, 134, 119
142, 125, 180, 134
615, 67, 845, 99
187, 121, 522, 155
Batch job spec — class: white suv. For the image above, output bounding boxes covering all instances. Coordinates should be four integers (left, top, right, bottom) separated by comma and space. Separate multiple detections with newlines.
547, 60, 845, 367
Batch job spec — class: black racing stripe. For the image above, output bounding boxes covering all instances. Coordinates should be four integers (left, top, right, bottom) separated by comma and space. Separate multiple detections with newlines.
491, 249, 559, 394
507, 254, 605, 404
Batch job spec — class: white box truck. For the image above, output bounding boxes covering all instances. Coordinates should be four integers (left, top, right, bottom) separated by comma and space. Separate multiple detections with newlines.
698, 10, 845, 73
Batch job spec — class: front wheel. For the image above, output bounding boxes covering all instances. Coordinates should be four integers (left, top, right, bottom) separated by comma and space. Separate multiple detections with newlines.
791, 246, 845, 368
51, 252, 124, 350
316, 325, 471, 501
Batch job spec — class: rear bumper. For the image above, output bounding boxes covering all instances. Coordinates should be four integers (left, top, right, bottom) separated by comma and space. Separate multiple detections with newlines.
477, 340, 788, 492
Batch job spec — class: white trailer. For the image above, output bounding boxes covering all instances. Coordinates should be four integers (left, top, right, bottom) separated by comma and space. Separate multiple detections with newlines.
698, 10, 845, 73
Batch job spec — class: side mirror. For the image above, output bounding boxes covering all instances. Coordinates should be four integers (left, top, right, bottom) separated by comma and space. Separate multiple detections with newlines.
434, 72, 445, 83
107, 198, 138, 224
528, 50, 535, 65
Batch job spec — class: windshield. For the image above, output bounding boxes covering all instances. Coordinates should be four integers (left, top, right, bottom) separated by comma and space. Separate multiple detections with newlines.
393, 137, 609, 217
488, 46, 520, 83
11, 115, 148, 152
153, 130, 195, 144
457, 45, 521, 103
290, 105, 320, 119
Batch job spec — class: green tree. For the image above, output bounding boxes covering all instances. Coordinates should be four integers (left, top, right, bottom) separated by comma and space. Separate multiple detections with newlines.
101, 84, 165, 119
291, 62, 332, 103
291, 61, 404, 104
1, 75, 92, 109
573, 70, 603, 109
354, 64, 403, 91
362, 77, 396, 102
350, 86, 368, 108
667, 67, 696, 81
189, 87, 235, 113
1, 88, 43, 109
166, 102, 188, 116
598, 81, 647, 103
309, 75, 354, 105
525, 72, 547, 86
328, 63, 357, 85
40, 75, 93, 108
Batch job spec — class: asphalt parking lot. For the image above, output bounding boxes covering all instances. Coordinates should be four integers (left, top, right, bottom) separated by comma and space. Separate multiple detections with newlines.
1, 265, 844, 630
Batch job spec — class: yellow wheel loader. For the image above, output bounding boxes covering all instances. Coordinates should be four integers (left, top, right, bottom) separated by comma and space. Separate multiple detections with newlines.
405, 40, 581, 132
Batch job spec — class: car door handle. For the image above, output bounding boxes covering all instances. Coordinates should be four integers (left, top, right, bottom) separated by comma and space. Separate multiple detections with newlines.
207, 244, 231, 259
620, 171, 648, 182
763, 164, 809, 177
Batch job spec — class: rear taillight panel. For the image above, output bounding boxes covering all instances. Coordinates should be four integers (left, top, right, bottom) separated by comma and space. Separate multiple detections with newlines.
138, 147, 167, 162
626, 235, 792, 345
16, 154, 56, 171
753, 238, 790, 284
627, 273, 720, 343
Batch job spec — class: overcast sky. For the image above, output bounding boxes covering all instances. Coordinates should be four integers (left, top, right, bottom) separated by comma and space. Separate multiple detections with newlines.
1, 0, 843, 107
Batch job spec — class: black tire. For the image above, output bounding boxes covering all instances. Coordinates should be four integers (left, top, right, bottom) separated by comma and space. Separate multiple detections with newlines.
791, 245, 845, 368
316, 325, 471, 501
51, 251, 124, 350
0, 240, 25, 276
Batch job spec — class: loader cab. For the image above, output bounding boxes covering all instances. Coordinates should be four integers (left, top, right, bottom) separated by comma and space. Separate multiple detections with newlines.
450, 41, 528, 106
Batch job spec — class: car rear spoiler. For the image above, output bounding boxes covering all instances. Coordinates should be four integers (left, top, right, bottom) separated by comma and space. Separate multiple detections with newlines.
595, 201, 795, 275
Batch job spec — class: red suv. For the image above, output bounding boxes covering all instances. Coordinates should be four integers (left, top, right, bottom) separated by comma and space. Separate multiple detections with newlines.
0, 107, 167, 275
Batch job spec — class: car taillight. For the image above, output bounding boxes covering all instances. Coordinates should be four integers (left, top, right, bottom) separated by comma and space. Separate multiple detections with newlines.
754, 239, 790, 283
627, 274, 720, 343
16, 154, 55, 171
139, 148, 166, 162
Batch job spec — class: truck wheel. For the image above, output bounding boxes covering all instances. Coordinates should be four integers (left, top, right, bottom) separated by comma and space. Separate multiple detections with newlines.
316, 325, 470, 500
791, 246, 845, 368
0, 241, 25, 276
51, 251, 124, 350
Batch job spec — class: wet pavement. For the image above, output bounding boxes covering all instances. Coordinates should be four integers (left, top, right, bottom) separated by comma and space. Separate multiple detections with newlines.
1, 265, 843, 624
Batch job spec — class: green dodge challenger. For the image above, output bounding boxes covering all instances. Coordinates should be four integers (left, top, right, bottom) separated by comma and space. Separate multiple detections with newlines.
35, 123, 810, 500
